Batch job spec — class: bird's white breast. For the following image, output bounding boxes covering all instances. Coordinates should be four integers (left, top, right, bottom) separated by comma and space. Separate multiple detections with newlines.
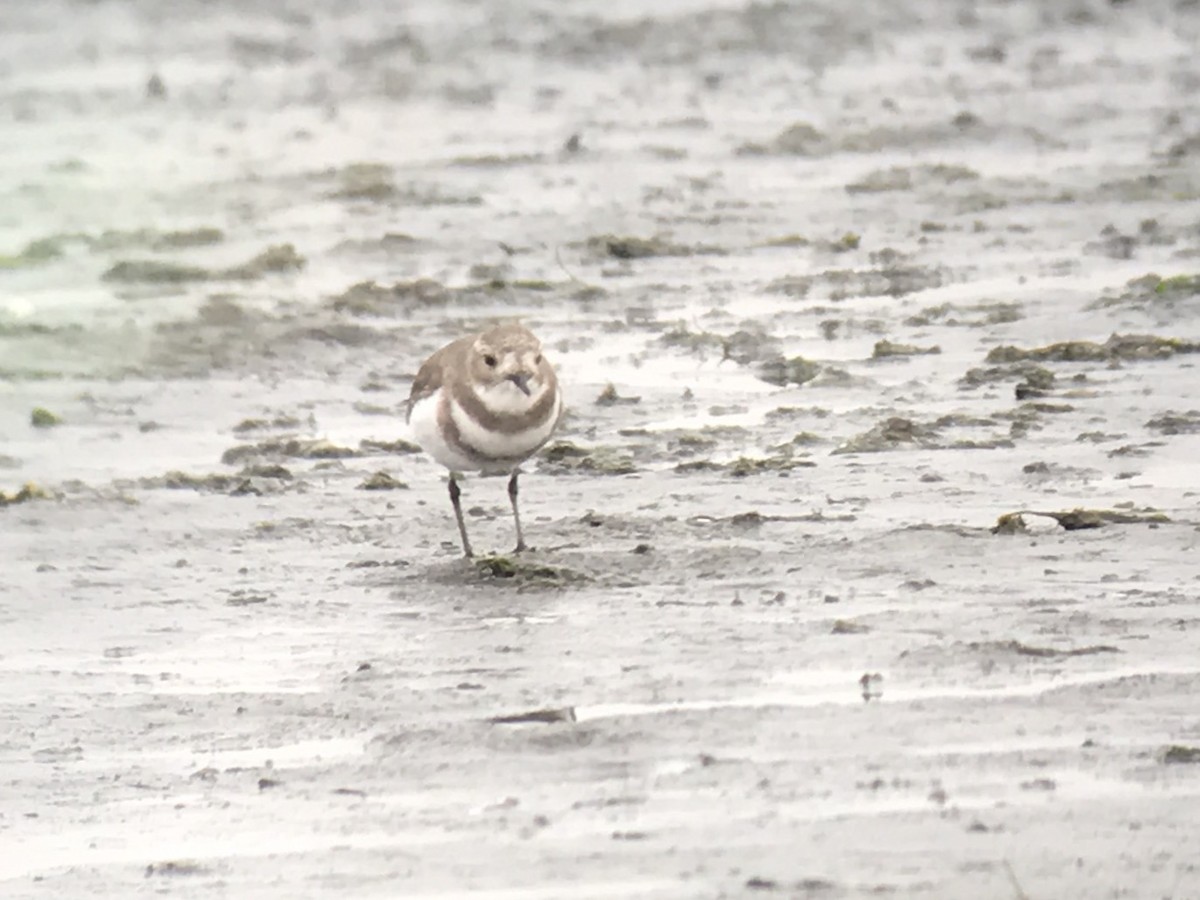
449, 385, 561, 469
409, 384, 562, 474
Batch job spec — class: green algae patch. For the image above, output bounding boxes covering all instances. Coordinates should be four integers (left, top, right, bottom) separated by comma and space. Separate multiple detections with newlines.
906, 300, 1022, 328
674, 459, 725, 473
0, 482, 52, 507
450, 153, 546, 169
474, 554, 587, 587
1146, 410, 1200, 435
846, 163, 980, 195
153, 471, 243, 491
659, 326, 723, 356
103, 243, 304, 284
328, 272, 560, 315
762, 233, 811, 248
667, 431, 718, 454
740, 121, 830, 157
727, 454, 816, 477
768, 265, 943, 302
221, 437, 359, 465
357, 471, 408, 490
542, 441, 589, 463
330, 279, 450, 315
232, 415, 304, 434
1153, 274, 1200, 295
141, 468, 291, 493
780, 431, 826, 447
330, 162, 398, 202
224, 243, 305, 279
30, 407, 63, 428
539, 441, 636, 476
359, 438, 422, 455
872, 339, 941, 358
1162, 745, 1200, 764
986, 333, 1200, 364
1091, 272, 1200, 311
960, 363, 1054, 390
1014, 367, 1057, 398
103, 260, 212, 283
833, 417, 940, 454
0, 236, 65, 268
152, 228, 224, 249
846, 167, 914, 194
831, 232, 860, 252
487, 278, 557, 292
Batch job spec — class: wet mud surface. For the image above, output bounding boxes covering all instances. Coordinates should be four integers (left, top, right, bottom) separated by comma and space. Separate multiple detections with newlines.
3, 1, 1200, 897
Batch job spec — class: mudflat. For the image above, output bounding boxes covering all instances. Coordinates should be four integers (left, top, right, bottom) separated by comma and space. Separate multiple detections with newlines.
2, 1, 1199, 898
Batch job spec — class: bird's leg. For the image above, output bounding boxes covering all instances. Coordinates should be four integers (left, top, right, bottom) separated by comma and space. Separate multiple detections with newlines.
448, 473, 473, 558
507, 470, 527, 553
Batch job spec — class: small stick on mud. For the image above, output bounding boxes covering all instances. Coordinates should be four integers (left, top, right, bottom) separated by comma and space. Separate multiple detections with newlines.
490, 707, 577, 725
554, 246, 588, 286
1003, 861, 1031, 900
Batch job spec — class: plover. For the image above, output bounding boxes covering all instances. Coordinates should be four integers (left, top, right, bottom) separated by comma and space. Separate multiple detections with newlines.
407, 323, 563, 557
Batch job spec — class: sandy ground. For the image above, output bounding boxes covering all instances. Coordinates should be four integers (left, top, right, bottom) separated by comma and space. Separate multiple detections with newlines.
3, 0, 1200, 897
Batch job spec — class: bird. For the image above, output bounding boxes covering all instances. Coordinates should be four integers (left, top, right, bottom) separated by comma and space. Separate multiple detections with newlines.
406, 323, 563, 557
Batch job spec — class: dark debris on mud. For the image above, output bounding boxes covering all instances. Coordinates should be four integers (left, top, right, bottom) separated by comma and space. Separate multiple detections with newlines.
145, 860, 210, 878
991, 507, 1169, 534
1162, 745, 1200, 764
490, 707, 577, 725
1146, 410, 1200, 435
583, 233, 726, 260
960, 362, 1055, 392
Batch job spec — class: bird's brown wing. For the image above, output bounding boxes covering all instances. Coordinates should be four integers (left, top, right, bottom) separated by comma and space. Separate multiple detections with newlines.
406, 335, 471, 423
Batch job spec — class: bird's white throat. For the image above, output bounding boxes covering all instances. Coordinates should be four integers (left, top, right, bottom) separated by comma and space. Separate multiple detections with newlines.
475, 379, 549, 416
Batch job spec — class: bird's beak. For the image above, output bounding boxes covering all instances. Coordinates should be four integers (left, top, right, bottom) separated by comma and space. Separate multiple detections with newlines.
507, 373, 532, 396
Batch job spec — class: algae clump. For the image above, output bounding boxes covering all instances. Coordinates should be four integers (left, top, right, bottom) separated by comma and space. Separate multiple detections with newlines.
31, 407, 62, 428
474, 554, 586, 587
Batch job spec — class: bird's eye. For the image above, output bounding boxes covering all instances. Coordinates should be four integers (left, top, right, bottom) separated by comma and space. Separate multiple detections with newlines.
534, 354, 542, 365
483, 354, 497, 368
